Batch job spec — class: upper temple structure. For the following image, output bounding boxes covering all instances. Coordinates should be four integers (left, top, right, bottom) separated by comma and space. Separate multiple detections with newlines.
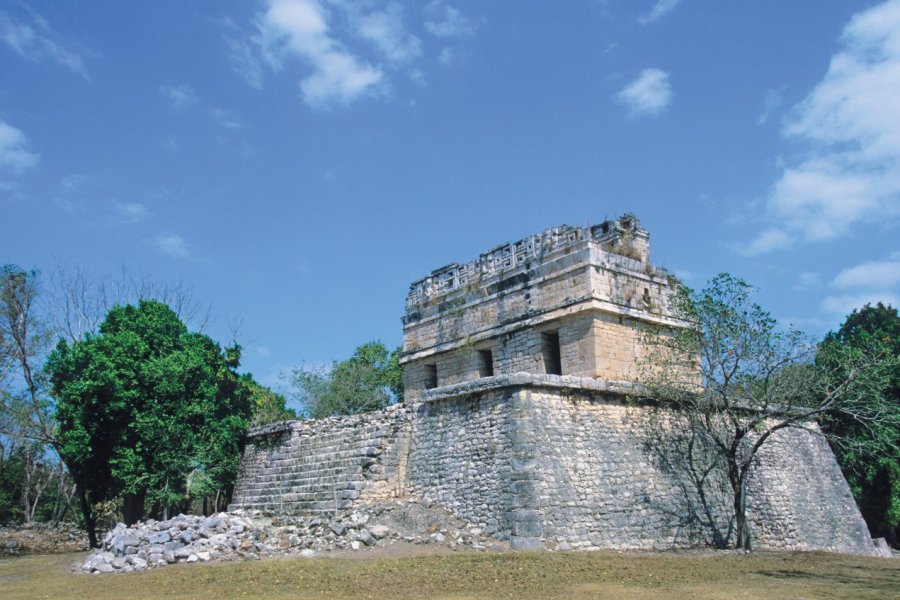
401, 214, 682, 399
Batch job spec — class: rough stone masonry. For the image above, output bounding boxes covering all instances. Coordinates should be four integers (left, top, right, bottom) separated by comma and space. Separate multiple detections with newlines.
231, 215, 877, 554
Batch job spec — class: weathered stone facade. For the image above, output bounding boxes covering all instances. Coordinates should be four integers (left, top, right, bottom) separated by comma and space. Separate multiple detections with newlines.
231, 215, 877, 554
401, 215, 679, 399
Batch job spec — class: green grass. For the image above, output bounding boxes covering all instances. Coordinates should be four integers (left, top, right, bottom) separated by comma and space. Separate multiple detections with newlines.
1, 550, 897, 599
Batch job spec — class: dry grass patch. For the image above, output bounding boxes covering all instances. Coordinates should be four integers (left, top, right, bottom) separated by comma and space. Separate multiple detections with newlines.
0, 549, 897, 600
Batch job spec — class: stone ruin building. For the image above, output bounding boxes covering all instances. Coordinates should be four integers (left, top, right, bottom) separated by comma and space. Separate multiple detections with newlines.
230, 215, 876, 554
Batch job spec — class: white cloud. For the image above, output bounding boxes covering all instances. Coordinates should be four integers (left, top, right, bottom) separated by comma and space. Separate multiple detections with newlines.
793, 271, 824, 291
0, 120, 39, 173
438, 47, 454, 66
226, 36, 265, 89
737, 227, 792, 256
821, 253, 900, 316
255, 0, 384, 108
60, 173, 91, 192
232, 1, 468, 107
670, 268, 696, 282
832, 258, 900, 289
155, 234, 191, 259
0, 9, 87, 78
821, 291, 900, 314
744, 0, 900, 254
211, 107, 245, 129
113, 201, 147, 224
424, 1, 476, 38
638, 0, 683, 25
160, 83, 198, 111
354, 2, 421, 64
615, 68, 673, 117
757, 85, 787, 125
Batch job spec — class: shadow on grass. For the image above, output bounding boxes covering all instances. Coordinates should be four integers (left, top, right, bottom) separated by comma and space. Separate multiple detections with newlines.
758, 567, 898, 591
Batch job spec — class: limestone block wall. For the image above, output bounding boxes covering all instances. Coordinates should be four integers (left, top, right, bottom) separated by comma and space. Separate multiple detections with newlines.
229, 405, 411, 515
402, 312, 651, 401
746, 425, 872, 552
517, 383, 873, 553
405, 390, 516, 537
231, 377, 874, 554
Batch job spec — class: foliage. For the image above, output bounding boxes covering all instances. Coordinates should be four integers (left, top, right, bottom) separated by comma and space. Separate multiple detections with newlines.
47, 300, 252, 546
638, 273, 898, 550
243, 376, 296, 426
0, 446, 75, 524
0, 266, 76, 526
289, 341, 403, 419
819, 302, 900, 546
0, 265, 55, 445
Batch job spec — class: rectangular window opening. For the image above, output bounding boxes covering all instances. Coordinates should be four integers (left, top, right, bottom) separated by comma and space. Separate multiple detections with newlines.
424, 364, 438, 390
541, 331, 562, 376
478, 349, 494, 377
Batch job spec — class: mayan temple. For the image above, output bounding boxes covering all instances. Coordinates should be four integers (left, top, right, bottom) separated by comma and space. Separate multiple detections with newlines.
231, 215, 876, 554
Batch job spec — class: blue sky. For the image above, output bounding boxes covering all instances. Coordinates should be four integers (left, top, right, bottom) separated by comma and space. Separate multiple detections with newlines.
3, 0, 900, 391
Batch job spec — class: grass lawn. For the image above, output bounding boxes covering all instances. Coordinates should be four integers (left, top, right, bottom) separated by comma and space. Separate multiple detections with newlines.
1, 549, 897, 599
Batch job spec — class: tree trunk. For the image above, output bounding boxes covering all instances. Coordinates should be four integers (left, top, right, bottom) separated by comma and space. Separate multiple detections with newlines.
77, 486, 98, 549
122, 491, 145, 525
734, 474, 752, 551
21, 446, 34, 524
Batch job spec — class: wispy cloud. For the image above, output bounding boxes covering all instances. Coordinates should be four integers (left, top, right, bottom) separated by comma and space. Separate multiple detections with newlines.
160, 83, 198, 111
154, 233, 191, 259
438, 47, 454, 66
211, 107, 245, 129
793, 271, 823, 291
615, 68, 672, 117
113, 201, 148, 224
355, 2, 421, 64
820, 253, 900, 314
638, 0, 683, 25
0, 8, 88, 78
742, 0, 900, 255
424, 1, 476, 38
226, 34, 265, 89
757, 85, 787, 125
821, 291, 900, 315
0, 120, 39, 173
832, 258, 900, 289
737, 227, 791, 256
230, 0, 474, 108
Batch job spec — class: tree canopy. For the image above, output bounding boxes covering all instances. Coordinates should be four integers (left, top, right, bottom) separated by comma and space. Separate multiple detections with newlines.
819, 302, 900, 546
289, 341, 403, 419
47, 300, 253, 546
244, 376, 296, 426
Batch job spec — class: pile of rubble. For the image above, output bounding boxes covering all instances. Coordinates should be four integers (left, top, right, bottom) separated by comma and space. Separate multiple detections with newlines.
77, 499, 505, 574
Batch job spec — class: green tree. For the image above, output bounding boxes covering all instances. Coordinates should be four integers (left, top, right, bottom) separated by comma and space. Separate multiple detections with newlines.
47, 300, 252, 547
819, 303, 900, 547
638, 274, 898, 550
243, 376, 296, 426
289, 341, 403, 419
